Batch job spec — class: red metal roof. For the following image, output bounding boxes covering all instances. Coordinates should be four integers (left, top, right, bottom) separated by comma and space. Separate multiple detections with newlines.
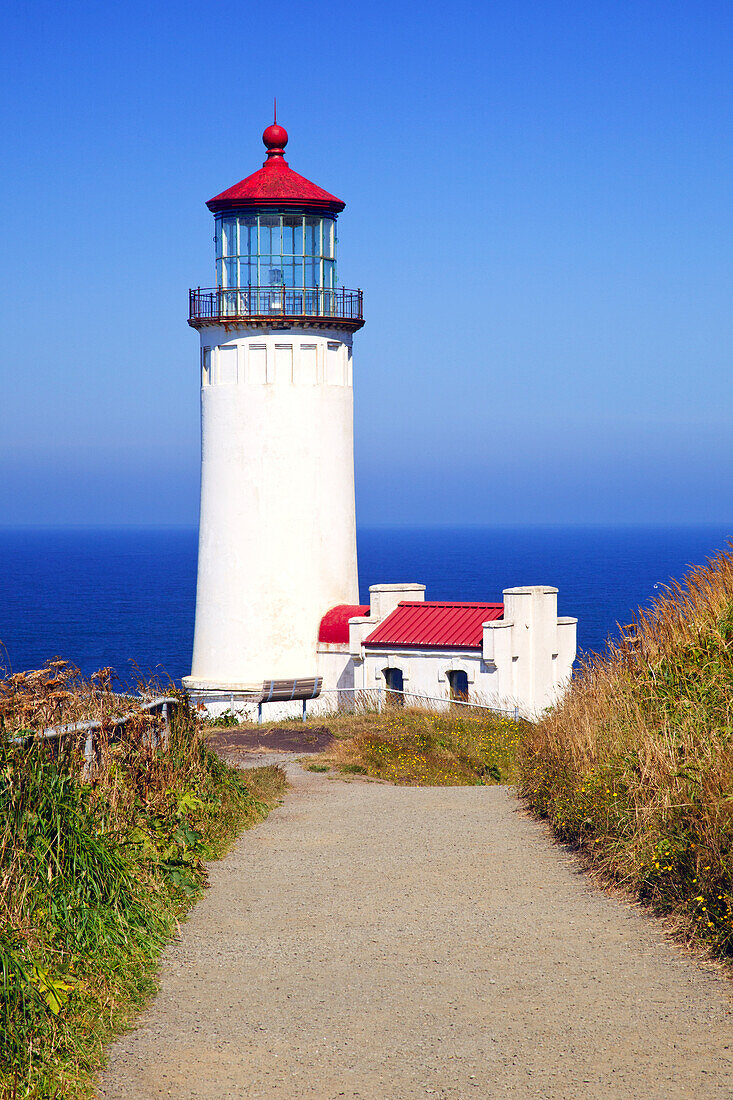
207, 122, 345, 214
364, 602, 503, 649
318, 604, 369, 644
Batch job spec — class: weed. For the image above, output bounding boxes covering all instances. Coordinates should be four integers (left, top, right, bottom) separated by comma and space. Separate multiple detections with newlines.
207, 709, 243, 729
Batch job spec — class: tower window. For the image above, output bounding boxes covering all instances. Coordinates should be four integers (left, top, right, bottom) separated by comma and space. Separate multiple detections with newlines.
297, 345, 318, 385
274, 344, 293, 384
201, 347, 212, 387
247, 345, 267, 384
217, 345, 238, 385
326, 342, 344, 385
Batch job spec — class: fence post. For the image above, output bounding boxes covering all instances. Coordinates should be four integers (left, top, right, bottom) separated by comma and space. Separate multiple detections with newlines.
302, 698, 307, 722
161, 701, 169, 750
377, 687, 383, 714
83, 729, 94, 779
514, 706, 519, 721
257, 701, 263, 726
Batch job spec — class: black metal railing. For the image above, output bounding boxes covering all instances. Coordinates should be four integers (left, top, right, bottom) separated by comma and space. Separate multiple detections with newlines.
189, 286, 364, 326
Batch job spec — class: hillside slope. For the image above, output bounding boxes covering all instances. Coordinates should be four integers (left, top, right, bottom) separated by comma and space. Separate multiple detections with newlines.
520, 546, 733, 955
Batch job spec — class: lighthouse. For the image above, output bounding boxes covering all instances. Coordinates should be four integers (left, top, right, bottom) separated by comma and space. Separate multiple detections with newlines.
183, 118, 364, 704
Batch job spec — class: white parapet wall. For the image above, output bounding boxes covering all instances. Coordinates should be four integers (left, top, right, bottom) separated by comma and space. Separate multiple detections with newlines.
368, 582, 426, 620
184, 325, 359, 696
483, 586, 577, 717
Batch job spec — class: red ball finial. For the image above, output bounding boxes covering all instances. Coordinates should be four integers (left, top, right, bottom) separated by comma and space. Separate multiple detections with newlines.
263, 122, 288, 159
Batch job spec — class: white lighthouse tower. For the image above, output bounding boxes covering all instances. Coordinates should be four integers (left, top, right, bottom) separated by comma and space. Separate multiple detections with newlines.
183, 117, 364, 705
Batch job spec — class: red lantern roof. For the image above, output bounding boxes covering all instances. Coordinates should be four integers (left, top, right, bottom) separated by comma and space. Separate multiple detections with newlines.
207, 119, 345, 214
365, 602, 504, 649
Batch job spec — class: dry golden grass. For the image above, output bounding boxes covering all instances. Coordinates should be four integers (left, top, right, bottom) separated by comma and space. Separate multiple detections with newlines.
0, 660, 136, 731
261, 706, 525, 786
520, 545, 733, 955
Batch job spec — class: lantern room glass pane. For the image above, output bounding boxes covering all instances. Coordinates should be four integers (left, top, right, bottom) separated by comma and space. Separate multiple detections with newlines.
224, 259, 237, 288
241, 217, 257, 256
265, 258, 283, 285
304, 217, 319, 256
222, 218, 237, 257
322, 219, 333, 259
259, 217, 278, 256
282, 216, 299, 254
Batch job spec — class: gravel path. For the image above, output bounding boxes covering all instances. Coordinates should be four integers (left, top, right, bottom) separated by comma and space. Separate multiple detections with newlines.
99, 763, 733, 1099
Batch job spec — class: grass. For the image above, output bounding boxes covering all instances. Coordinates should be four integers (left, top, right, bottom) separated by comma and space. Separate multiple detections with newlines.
519, 545, 733, 957
0, 661, 285, 1099
250, 707, 526, 786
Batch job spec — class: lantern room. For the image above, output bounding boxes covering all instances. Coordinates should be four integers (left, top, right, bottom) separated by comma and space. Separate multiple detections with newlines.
189, 119, 362, 328
213, 210, 336, 291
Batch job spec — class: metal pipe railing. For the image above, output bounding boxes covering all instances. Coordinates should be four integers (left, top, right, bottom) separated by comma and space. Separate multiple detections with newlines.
10, 695, 179, 772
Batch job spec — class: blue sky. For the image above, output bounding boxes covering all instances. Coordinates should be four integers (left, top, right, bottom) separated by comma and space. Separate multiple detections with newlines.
2, 0, 732, 526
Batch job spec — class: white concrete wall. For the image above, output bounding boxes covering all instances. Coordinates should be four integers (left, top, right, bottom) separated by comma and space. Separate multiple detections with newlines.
555, 616, 578, 693
497, 587, 577, 716
368, 583, 425, 620
316, 644, 355, 707
185, 325, 358, 692
353, 648, 522, 714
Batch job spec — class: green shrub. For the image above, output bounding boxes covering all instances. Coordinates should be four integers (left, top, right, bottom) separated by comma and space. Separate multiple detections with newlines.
0, 664, 285, 1098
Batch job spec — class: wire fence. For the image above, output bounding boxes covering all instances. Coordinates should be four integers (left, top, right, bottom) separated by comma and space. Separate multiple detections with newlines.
317, 687, 518, 718
192, 686, 520, 725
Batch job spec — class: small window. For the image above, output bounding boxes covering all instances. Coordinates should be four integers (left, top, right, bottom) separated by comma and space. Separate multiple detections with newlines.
296, 345, 318, 385
326, 342, 344, 385
218, 345, 238, 385
201, 347, 212, 387
247, 345, 267, 385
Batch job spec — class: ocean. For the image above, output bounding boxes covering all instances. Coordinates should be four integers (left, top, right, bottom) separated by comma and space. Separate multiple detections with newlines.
0, 525, 731, 687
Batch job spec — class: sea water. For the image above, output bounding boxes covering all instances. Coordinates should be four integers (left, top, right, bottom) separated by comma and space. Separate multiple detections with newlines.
0, 525, 730, 686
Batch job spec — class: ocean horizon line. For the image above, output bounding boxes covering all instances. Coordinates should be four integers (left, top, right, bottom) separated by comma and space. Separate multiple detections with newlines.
1, 521, 732, 534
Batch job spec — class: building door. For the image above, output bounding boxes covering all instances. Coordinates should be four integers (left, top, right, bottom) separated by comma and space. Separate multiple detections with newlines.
383, 667, 404, 706
447, 669, 469, 702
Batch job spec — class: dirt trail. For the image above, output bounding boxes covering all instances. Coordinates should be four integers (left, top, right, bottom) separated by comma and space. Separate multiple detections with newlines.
99, 763, 733, 1099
